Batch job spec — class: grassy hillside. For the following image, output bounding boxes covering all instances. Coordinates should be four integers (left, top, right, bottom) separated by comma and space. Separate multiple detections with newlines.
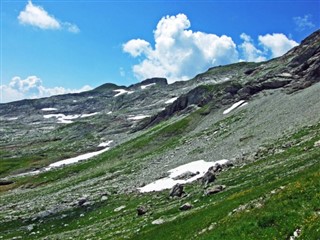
1, 101, 319, 239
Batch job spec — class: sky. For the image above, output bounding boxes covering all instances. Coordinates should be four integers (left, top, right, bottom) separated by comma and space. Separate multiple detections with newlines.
1, 0, 319, 103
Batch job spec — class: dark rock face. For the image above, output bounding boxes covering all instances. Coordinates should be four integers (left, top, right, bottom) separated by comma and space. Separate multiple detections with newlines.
179, 202, 193, 211
137, 85, 213, 130
136, 206, 148, 216
210, 164, 222, 173
0, 180, 14, 186
78, 197, 88, 207
202, 170, 216, 186
205, 185, 226, 195
285, 30, 320, 92
169, 183, 185, 197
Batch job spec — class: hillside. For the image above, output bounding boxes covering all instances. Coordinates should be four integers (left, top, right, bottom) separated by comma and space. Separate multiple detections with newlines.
0, 30, 319, 239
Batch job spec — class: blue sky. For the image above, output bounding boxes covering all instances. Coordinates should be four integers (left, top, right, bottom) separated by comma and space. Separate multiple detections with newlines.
1, 0, 319, 102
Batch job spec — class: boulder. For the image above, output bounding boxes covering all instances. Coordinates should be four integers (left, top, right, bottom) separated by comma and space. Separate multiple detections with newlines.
179, 202, 193, 211
136, 205, 148, 216
101, 195, 108, 202
152, 219, 165, 225
205, 185, 226, 195
169, 183, 184, 197
202, 169, 216, 186
211, 164, 222, 173
78, 198, 87, 207
314, 140, 320, 147
0, 180, 14, 186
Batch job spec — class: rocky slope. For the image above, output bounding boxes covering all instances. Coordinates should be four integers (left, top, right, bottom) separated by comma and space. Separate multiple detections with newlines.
0, 30, 319, 239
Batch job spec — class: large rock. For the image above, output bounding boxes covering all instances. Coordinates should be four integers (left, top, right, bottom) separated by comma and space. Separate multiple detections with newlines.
205, 185, 226, 195
136, 205, 148, 216
179, 202, 193, 211
169, 183, 185, 197
202, 169, 216, 186
0, 180, 14, 186
78, 197, 91, 207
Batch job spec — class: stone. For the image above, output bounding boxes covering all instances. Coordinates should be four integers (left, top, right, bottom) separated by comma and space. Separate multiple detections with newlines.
211, 164, 222, 173
205, 185, 226, 195
202, 169, 216, 186
314, 140, 320, 147
152, 219, 165, 225
78, 198, 87, 207
0, 180, 14, 186
114, 205, 126, 212
27, 224, 35, 232
179, 202, 193, 211
101, 196, 108, 202
169, 183, 184, 197
136, 206, 148, 216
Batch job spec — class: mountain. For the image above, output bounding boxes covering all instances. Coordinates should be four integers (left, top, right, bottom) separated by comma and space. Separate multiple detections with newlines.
0, 30, 319, 239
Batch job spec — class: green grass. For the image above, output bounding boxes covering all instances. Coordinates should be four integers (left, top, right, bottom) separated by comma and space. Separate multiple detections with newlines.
1, 114, 319, 239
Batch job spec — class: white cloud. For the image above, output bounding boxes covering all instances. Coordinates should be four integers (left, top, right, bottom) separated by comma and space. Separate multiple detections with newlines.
123, 14, 238, 83
63, 22, 80, 34
0, 76, 92, 103
123, 39, 151, 57
18, 1, 79, 33
293, 14, 315, 32
239, 33, 266, 62
258, 33, 299, 58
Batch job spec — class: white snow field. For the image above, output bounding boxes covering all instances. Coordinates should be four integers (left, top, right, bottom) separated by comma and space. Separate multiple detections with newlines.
138, 159, 230, 193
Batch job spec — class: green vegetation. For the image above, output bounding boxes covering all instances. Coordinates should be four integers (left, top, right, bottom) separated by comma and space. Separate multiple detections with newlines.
1, 112, 319, 239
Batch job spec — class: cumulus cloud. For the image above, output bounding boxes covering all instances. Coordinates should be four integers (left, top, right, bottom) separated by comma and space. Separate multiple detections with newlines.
293, 14, 315, 32
123, 39, 151, 57
258, 33, 299, 58
239, 33, 266, 62
0, 76, 92, 103
123, 14, 238, 83
18, 1, 79, 33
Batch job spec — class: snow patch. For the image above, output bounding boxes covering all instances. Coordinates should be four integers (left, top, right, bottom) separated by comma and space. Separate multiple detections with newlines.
223, 100, 247, 114
113, 89, 134, 97
80, 112, 99, 118
138, 159, 230, 193
98, 140, 113, 147
7, 117, 19, 121
41, 108, 57, 111
165, 97, 178, 104
44, 112, 99, 123
48, 147, 110, 168
7, 142, 113, 179
128, 115, 150, 120
107, 111, 112, 115
141, 83, 156, 90
278, 72, 292, 78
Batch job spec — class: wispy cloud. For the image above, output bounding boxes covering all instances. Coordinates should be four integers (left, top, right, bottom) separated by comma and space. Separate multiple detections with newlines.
18, 1, 80, 33
293, 14, 315, 32
0, 76, 92, 103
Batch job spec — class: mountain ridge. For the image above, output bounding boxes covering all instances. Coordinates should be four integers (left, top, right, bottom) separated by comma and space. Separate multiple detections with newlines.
0, 29, 319, 240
